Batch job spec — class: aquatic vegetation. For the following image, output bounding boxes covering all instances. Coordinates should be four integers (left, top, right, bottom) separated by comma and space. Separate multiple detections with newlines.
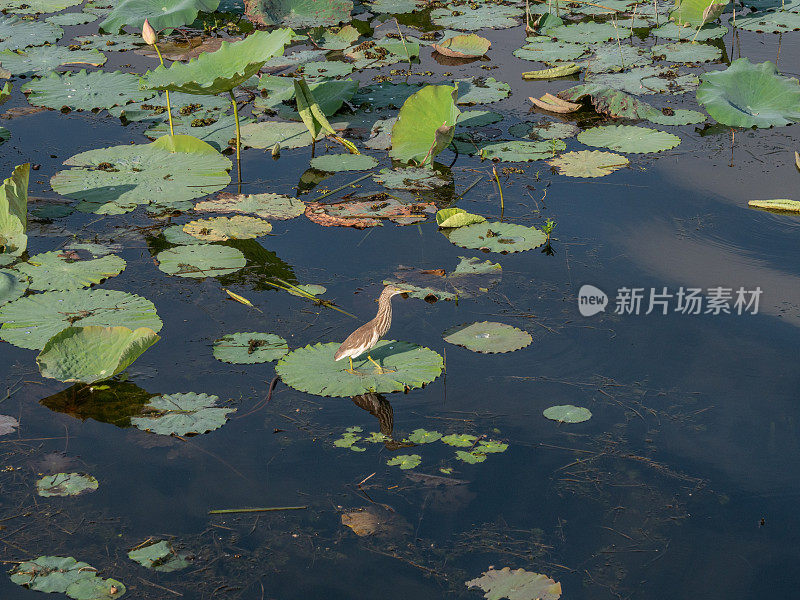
127, 540, 190, 572
0, 46, 106, 76
387, 454, 421, 470
195, 192, 305, 220
543, 405, 593, 423
0, 16, 63, 51
435, 208, 486, 228
466, 567, 561, 600
156, 244, 247, 277
390, 85, 459, 166
36, 472, 99, 497
442, 321, 532, 354
432, 33, 491, 58
9, 556, 125, 598
408, 428, 442, 444
748, 198, 800, 213
445, 222, 547, 254
16, 251, 125, 291
0, 163, 28, 265
245, 0, 352, 27
131, 392, 235, 435
547, 150, 629, 178
212, 332, 288, 363
577, 124, 682, 153
183, 215, 273, 241
101, 0, 221, 33
22, 69, 154, 111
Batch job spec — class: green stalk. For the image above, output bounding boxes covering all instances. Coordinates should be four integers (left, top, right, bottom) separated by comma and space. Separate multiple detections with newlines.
152, 43, 174, 137
229, 90, 242, 185
493, 165, 504, 222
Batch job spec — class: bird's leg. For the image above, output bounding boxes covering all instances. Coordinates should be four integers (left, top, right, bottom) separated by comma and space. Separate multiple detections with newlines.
345, 356, 358, 375
367, 355, 395, 374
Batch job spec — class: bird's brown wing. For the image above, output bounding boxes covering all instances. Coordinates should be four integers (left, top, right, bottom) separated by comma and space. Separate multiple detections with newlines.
334, 319, 378, 360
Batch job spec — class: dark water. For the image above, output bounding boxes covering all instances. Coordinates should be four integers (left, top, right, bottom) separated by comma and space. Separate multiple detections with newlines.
2, 10, 800, 600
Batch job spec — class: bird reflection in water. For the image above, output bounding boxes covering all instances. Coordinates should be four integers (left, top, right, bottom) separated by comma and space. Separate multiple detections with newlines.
351, 392, 414, 451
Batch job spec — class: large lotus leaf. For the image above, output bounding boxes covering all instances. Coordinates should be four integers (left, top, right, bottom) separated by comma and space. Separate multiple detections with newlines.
128, 540, 190, 572
346, 36, 420, 69
241, 120, 314, 149
0, 16, 62, 51
543, 404, 592, 423
455, 77, 510, 105
443, 321, 532, 353
51, 135, 231, 215
131, 392, 235, 435
37, 325, 159, 384
65, 576, 126, 600
156, 244, 246, 278
671, 0, 729, 26
549, 21, 628, 43
547, 150, 629, 177
245, 0, 352, 27
195, 192, 305, 220
144, 114, 253, 152
22, 70, 154, 111
309, 24, 360, 50
513, 39, 586, 63
446, 221, 546, 253
213, 332, 288, 363
478, 140, 566, 162
310, 153, 378, 172
578, 44, 650, 74
16, 251, 125, 291
110, 91, 229, 123
366, 0, 421, 12
141, 29, 294, 95
431, 4, 523, 30
0, 163, 29, 261
0, 0, 81, 13
36, 472, 99, 497
737, 8, 800, 33
183, 216, 272, 241
697, 58, 800, 128
652, 21, 728, 40
101, 0, 221, 33
304, 60, 353, 78
651, 41, 721, 63
589, 65, 699, 95
644, 106, 707, 126
10, 556, 96, 593
578, 124, 681, 153
0, 269, 27, 306
466, 567, 562, 600
0, 47, 106, 76
0, 289, 163, 350
390, 85, 460, 166
433, 33, 491, 58
373, 167, 451, 191
276, 340, 443, 397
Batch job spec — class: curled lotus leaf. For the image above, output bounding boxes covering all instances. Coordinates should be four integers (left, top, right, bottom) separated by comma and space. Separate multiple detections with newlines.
156, 244, 246, 278
22, 70, 154, 111
543, 404, 593, 423
442, 321, 532, 353
390, 85, 460, 166
275, 340, 444, 397
16, 251, 125, 291
131, 392, 235, 436
433, 33, 491, 58
547, 150, 629, 177
466, 567, 562, 600
748, 199, 800, 213
183, 216, 273, 241
436, 208, 485, 228
212, 332, 289, 363
36, 472, 99, 497
445, 221, 547, 254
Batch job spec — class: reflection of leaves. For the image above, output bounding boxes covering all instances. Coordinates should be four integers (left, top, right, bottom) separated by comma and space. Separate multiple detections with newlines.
41, 381, 155, 428
216, 238, 298, 291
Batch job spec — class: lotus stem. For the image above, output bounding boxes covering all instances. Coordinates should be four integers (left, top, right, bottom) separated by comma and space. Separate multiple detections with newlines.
229, 90, 242, 185
493, 165, 504, 222
152, 43, 174, 137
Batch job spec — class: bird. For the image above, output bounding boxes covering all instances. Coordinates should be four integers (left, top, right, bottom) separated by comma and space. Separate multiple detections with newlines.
334, 285, 411, 374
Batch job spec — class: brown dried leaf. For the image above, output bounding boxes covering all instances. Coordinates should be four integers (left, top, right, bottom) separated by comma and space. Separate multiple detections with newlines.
305, 194, 435, 229
135, 36, 231, 61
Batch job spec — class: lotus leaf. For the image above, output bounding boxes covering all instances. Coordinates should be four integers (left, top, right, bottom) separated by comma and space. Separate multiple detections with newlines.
163, 224, 205, 245
304, 60, 353, 78
276, 340, 443, 397
457, 110, 503, 128
145, 114, 254, 152
651, 41, 721, 63
446, 222, 547, 253
131, 392, 235, 436
72, 33, 142, 51
0, 16, 62, 51
510, 120, 580, 140
543, 404, 592, 423
390, 85, 459, 166
10, 556, 97, 593
241, 120, 315, 149
644, 107, 707, 125
559, 83, 653, 119
466, 567, 562, 600
442, 321, 532, 353
196, 192, 304, 220
441, 433, 477, 447
353, 82, 422, 110
374, 167, 451, 190
0, 46, 106, 76
589, 65, 699, 95
16, 251, 125, 291
549, 21, 628, 43
101, 0, 221, 33
387, 454, 421, 469
366, 0, 420, 12
0, 0, 81, 13
141, 29, 294, 96
478, 140, 566, 162
431, 4, 523, 30
578, 44, 650, 74
456, 77, 510, 105
436, 208, 485, 228
36, 472, 99, 497
652, 21, 728, 40
0, 163, 29, 262
578, 124, 681, 153
183, 216, 272, 241
547, 150, 629, 177
65, 576, 126, 599
245, 0, 353, 27
737, 8, 800, 33
0, 413, 18, 435
22, 70, 154, 111
514, 39, 586, 63
128, 540, 190, 572
671, 0, 729, 26
51, 135, 232, 215
522, 63, 581, 80
696, 58, 800, 128
156, 244, 246, 278
213, 332, 288, 363
748, 199, 800, 213
305, 195, 435, 228
433, 34, 491, 58
0, 269, 26, 306
46, 11, 99, 25
310, 154, 378, 172
456, 450, 487, 463
408, 428, 442, 443
111, 91, 230, 123
334, 430, 365, 451
309, 24, 359, 50
478, 440, 508, 453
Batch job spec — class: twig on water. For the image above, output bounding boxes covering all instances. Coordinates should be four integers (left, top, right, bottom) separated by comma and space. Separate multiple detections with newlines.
208, 506, 308, 514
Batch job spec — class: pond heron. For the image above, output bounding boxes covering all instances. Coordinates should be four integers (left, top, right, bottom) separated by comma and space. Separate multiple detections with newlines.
334, 285, 411, 374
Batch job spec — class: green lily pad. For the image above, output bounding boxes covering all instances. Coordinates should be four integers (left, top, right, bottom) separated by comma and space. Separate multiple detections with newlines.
366, 0, 420, 13
696, 58, 800, 128
651, 41, 721, 63
162, 224, 205, 245
456, 77, 510, 105
365, 431, 389, 443
156, 244, 246, 278
431, 4, 523, 30
111, 91, 230, 123
131, 392, 235, 436
144, 114, 253, 152
478, 439, 508, 453
578, 124, 681, 153
100, 0, 221, 33
549, 21, 628, 43
0, 289, 162, 350
334, 429, 365, 451
0, 46, 106, 76
478, 140, 566, 162
353, 82, 422, 110
671, 0, 729, 26
643, 106, 707, 125
245, 0, 352, 27
72, 33, 142, 51
183, 216, 273, 241
0, 16, 62, 51
1, 0, 81, 13
514, 39, 586, 63
51, 135, 232, 215
36, 325, 159, 384
446, 222, 547, 253
10, 556, 96, 593
387, 454, 421, 469
441, 433, 477, 447
442, 321, 532, 354
195, 193, 304, 220
16, 251, 125, 291
390, 84, 459, 166
212, 332, 288, 363
547, 150, 629, 177
408, 428, 442, 443
455, 450, 487, 463
309, 24, 359, 50
22, 70, 154, 111
589, 65, 699, 95
373, 167, 451, 190
66, 575, 126, 599
241, 120, 315, 149
36, 472, 99, 497
276, 340, 443, 397
652, 21, 728, 40
559, 83, 652, 119
46, 11, 99, 25
436, 208, 485, 228
510, 120, 580, 140
543, 404, 592, 423
304, 60, 353, 78
127, 540, 190, 572
0, 268, 27, 306
522, 63, 582, 79
578, 44, 649, 74
466, 567, 562, 600
737, 7, 800, 33
310, 153, 378, 172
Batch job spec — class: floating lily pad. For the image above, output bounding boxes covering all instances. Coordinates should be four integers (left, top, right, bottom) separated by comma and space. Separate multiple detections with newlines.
510, 120, 580, 140
466, 567, 562, 600
748, 199, 800, 213
36, 472, 99, 497
353, 82, 422, 110
436, 208, 486, 228
390, 84, 459, 166
305, 194, 435, 228
0, 268, 27, 306
0, 16, 62, 51
310, 153, 378, 172
374, 167, 450, 191
579, 44, 649, 74
457, 110, 503, 128
441, 433, 477, 447
456, 450, 487, 463
522, 63, 582, 79
10, 556, 96, 593
578, 124, 681, 153
127, 540, 190, 573
543, 404, 592, 423
131, 392, 235, 436
16, 251, 125, 291
387, 454, 421, 469
442, 321, 532, 354
72, 33, 142, 51
195, 192, 304, 220
446, 221, 547, 253
514, 39, 586, 63
478, 439, 508, 453
276, 340, 443, 397
651, 41, 721, 63
304, 60, 353, 78
66, 575, 126, 599
22, 70, 154, 111
1, 0, 82, 14
456, 77, 510, 105
737, 8, 800, 33
334, 428, 365, 451
51, 135, 231, 215
478, 140, 566, 162
549, 21, 628, 43
183, 216, 272, 242
696, 58, 800, 128
366, 0, 420, 13
547, 150, 629, 177
212, 332, 288, 363
0, 46, 106, 76
162, 224, 204, 245
100, 0, 221, 33
408, 428, 442, 443
156, 244, 246, 278
37, 325, 160, 384
643, 106, 707, 125
241, 120, 314, 149
652, 21, 728, 40
589, 65, 699, 95
433, 33, 491, 58
46, 11, 99, 25
0, 414, 18, 435
309, 24, 360, 50
0, 289, 162, 350
431, 4, 523, 30
245, 0, 353, 27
